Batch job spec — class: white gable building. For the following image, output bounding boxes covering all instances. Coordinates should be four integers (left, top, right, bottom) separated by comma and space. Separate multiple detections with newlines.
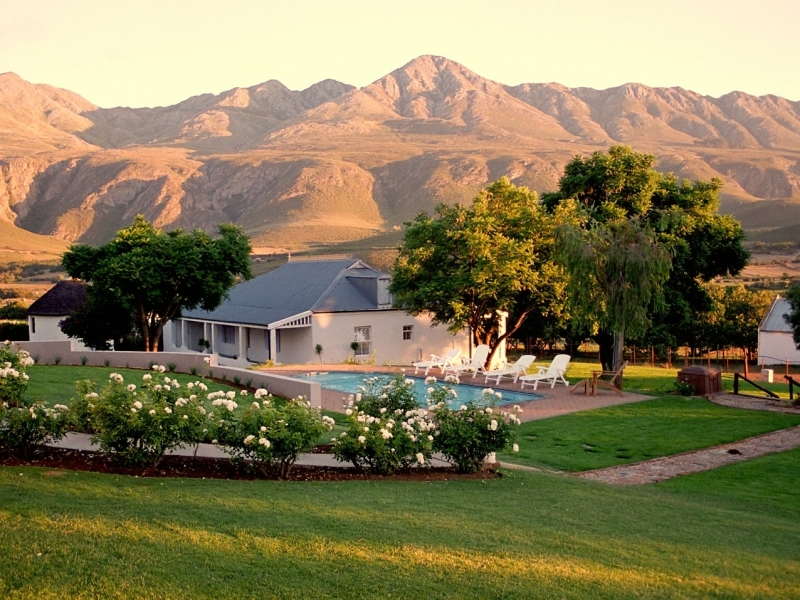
758, 296, 800, 366
163, 258, 479, 367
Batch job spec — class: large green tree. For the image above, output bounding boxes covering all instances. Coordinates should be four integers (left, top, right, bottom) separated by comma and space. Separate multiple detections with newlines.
390, 178, 564, 367
543, 146, 749, 369
62, 216, 252, 352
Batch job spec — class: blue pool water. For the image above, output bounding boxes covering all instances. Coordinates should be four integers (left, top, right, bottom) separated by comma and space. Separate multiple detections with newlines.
296, 371, 542, 410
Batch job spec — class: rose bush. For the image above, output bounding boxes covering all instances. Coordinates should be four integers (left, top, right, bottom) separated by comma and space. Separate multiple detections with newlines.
213, 389, 333, 477
332, 376, 436, 474
0, 342, 68, 456
430, 387, 521, 473
78, 366, 211, 468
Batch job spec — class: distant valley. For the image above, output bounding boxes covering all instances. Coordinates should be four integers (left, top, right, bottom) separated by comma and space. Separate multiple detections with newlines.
1, 55, 800, 258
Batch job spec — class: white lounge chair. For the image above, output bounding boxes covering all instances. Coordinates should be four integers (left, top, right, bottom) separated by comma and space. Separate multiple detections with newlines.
519, 354, 571, 390
412, 348, 462, 376
483, 355, 536, 385
443, 344, 491, 381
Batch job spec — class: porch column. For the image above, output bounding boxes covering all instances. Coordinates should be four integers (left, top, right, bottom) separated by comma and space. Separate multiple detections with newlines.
269, 328, 277, 362
238, 326, 247, 361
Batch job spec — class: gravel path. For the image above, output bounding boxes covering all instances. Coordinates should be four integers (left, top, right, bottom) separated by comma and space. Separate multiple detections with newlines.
573, 394, 800, 485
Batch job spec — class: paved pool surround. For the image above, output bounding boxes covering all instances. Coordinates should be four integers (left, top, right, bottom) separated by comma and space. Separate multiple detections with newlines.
260, 364, 653, 422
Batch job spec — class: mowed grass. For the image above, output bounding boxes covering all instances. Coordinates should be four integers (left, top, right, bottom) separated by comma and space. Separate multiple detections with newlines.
499, 396, 800, 472
25, 365, 238, 407
1, 455, 800, 600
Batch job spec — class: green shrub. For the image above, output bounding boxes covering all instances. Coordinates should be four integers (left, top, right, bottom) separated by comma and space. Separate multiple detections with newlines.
190, 366, 198, 376
0, 402, 69, 457
0, 343, 67, 456
80, 356, 88, 366
430, 389, 520, 473
167, 362, 177, 373
332, 376, 435, 474
54, 356, 61, 365
0, 301, 28, 320
673, 380, 696, 396
79, 368, 211, 468
213, 391, 333, 478
104, 359, 111, 368
0, 342, 32, 406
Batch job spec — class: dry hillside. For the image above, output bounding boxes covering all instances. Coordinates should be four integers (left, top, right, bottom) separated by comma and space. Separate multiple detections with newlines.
1, 55, 799, 251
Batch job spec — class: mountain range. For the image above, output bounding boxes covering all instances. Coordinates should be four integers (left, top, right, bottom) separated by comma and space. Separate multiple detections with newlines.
1, 55, 799, 255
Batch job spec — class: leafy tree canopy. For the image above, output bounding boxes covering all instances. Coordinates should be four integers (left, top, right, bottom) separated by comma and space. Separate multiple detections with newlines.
390, 178, 565, 366
543, 146, 749, 366
62, 216, 252, 351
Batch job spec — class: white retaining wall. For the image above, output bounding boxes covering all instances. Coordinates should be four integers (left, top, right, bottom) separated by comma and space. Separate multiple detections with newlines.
12, 340, 321, 407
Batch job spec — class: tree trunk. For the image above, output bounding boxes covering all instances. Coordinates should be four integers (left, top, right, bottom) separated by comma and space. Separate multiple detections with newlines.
612, 330, 625, 389
594, 330, 614, 372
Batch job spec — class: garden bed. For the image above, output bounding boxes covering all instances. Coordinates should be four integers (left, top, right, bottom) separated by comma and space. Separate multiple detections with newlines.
0, 447, 500, 481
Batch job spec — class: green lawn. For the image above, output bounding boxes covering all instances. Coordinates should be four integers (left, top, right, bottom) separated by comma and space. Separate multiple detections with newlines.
1, 454, 799, 599
3, 364, 800, 597
25, 365, 239, 407
499, 396, 800, 471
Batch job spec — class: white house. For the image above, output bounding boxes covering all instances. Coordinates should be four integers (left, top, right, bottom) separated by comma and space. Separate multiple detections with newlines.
163, 258, 484, 367
758, 296, 800, 366
25, 280, 91, 351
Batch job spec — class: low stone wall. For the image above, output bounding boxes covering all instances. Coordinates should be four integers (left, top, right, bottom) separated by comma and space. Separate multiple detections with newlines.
11, 340, 321, 407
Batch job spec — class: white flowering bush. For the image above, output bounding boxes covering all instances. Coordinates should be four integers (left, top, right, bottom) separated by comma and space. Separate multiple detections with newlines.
76, 367, 210, 468
0, 402, 70, 457
0, 342, 33, 407
332, 376, 436, 474
213, 390, 333, 477
0, 343, 68, 456
429, 388, 521, 473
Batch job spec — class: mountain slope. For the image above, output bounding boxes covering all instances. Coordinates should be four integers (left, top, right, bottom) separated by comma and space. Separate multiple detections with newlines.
1, 55, 800, 252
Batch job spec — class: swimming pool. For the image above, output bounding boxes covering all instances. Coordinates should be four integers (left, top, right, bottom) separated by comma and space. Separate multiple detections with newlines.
296, 371, 542, 410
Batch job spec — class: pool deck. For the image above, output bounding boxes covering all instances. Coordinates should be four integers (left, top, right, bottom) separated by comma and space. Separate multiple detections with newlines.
257, 364, 653, 422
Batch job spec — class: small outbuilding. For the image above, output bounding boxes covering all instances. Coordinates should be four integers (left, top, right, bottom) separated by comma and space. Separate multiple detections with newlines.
164, 258, 479, 367
757, 296, 800, 367
25, 279, 90, 350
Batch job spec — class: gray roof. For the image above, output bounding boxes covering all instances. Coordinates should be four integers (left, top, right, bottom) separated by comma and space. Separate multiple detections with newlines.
760, 297, 793, 333
182, 259, 389, 327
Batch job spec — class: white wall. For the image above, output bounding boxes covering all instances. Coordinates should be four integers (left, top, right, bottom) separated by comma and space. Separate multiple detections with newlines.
759, 331, 800, 366
28, 315, 89, 351
165, 310, 478, 368
311, 310, 470, 365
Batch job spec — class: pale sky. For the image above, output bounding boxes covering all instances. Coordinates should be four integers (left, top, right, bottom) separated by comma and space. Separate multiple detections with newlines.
1, 0, 798, 108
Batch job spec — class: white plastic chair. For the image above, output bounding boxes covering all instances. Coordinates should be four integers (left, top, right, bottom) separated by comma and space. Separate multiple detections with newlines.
412, 348, 462, 376
443, 345, 491, 381
519, 354, 571, 390
483, 355, 536, 384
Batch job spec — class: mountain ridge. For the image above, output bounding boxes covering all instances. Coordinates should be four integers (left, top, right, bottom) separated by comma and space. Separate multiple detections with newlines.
1, 55, 799, 250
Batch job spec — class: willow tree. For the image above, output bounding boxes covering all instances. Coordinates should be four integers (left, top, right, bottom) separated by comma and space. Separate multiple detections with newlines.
556, 214, 671, 386
390, 178, 564, 367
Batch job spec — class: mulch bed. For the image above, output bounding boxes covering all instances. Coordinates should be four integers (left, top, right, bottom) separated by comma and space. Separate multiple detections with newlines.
0, 447, 500, 482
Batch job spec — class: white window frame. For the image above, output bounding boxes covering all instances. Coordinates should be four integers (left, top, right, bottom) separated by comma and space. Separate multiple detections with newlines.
354, 326, 372, 356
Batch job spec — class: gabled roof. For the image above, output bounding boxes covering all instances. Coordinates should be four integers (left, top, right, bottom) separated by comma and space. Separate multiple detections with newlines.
182, 259, 390, 327
760, 297, 793, 333
26, 280, 87, 316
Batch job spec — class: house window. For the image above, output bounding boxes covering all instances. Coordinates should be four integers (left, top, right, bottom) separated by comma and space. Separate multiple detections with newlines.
275, 329, 281, 353
354, 326, 371, 356
31, 317, 36, 334
221, 325, 235, 345
402, 325, 413, 341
